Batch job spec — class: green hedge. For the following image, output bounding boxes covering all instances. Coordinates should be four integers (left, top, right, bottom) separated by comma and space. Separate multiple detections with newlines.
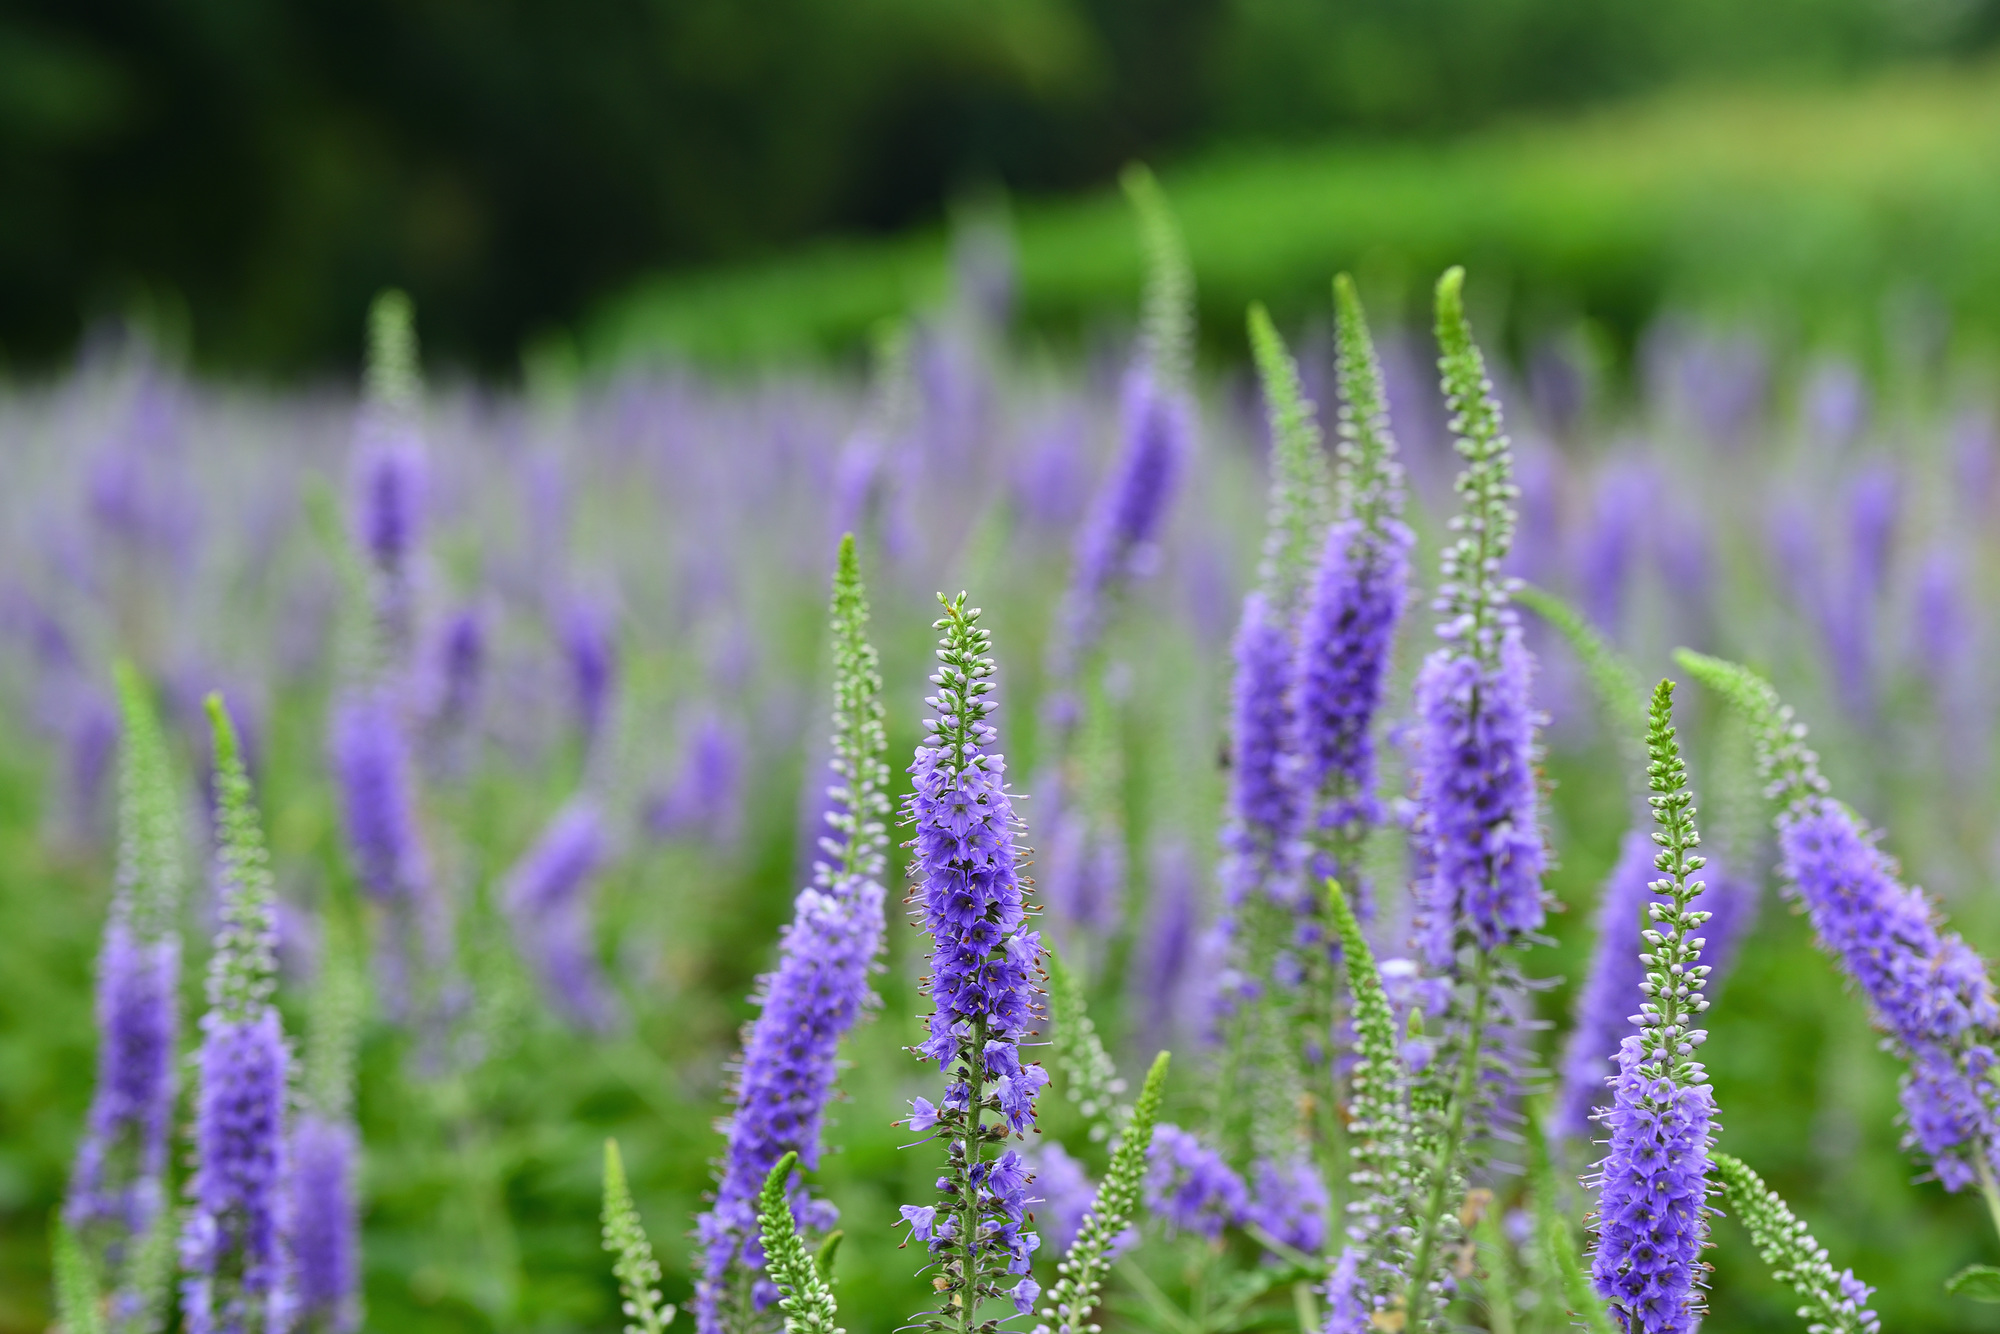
582, 62, 2000, 367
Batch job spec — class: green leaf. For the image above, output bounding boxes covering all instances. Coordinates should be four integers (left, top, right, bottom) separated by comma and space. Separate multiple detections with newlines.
1948, 1264, 2000, 1302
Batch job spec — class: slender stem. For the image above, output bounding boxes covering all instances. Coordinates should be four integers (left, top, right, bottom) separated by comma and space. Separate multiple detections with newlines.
958, 1014, 988, 1334
1977, 1154, 2000, 1250
1403, 950, 1493, 1329
1290, 1280, 1320, 1334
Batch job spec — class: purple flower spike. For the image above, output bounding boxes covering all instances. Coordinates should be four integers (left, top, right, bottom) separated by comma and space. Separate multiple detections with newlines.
560, 598, 618, 746
899, 593, 1046, 1328
1221, 592, 1304, 911
354, 420, 424, 577
1143, 1125, 1248, 1240
1409, 629, 1545, 967
1776, 800, 2000, 1190
693, 537, 889, 1331
1055, 367, 1190, 677
290, 1112, 361, 1333
329, 690, 424, 905
182, 696, 291, 1334
1588, 681, 1716, 1334
504, 798, 617, 1031
1245, 1154, 1328, 1254
1294, 518, 1409, 838
67, 924, 180, 1238
1591, 1037, 1716, 1334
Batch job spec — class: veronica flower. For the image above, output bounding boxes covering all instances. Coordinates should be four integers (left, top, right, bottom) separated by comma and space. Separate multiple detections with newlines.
1143, 1126, 1247, 1240
1028, 1145, 1096, 1255
1589, 681, 1717, 1334
1052, 368, 1189, 682
1244, 1154, 1327, 1254
1679, 650, 2000, 1194
1409, 268, 1546, 968
899, 593, 1047, 1329
693, 537, 889, 1334
646, 713, 743, 845
503, 798, 616, 1031
329, 690, 424, 906
1131, 841, 1199, 1060
1396, 269, 1547, 1331
560, 597, 618, 748
1293, 275, 1412, 886
180, 696, 291, 1334
66, 666, 185, 1334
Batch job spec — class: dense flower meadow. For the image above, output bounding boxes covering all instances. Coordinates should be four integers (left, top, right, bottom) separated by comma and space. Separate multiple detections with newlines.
12, 174, 2000, 1334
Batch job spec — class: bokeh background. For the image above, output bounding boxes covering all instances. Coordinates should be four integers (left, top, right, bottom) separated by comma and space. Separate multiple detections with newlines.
9, 0, 2000, 372
9, 6, 2000, 1334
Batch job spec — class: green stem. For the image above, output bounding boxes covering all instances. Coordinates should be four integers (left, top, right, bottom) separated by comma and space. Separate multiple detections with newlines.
1977, 1154, 2000, 1250
1402, 951, 1493, 1330
958, 1014, 989, 1334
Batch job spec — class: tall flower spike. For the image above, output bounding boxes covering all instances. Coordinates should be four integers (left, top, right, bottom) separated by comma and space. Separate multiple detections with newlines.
900, 592, 1046, 1333
67, 664, 185, 1334
693, 536, 888, 1334
180, 695, 291, 1334
603, 1140, 674, 1334
757, 1154, 843, 1334
1589, 680, 1717, 1334
1712, 1152, 1879, 1334
1294, 276, 1412, 848
503, 798, 616, 1031
1034, 1052, 1170, 1334
1400, 270, 1546, 1332
1676, 649, 1999, 1193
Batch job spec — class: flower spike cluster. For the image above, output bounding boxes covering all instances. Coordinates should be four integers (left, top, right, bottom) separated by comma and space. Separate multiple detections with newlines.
1677, 650, 2000, 1193
900, 592, 1046, 1332
180, 696, 292, 1334
1589, 681, 1717, 1334
694, 535, 889, 1334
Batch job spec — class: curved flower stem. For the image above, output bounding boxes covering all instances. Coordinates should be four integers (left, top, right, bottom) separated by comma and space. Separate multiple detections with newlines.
1403, 949, 1493, 1330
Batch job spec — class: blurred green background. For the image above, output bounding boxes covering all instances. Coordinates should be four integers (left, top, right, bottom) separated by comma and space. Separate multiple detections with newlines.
9, 0, 2000, 374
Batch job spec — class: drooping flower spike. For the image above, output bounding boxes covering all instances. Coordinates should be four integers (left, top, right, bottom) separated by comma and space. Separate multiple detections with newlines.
1678, 649, 2000, 1197
1588, 680, 1717, 1334
693, 535, 889, 1334
180, 695, 292, 1334
899, 591, 1046, 1331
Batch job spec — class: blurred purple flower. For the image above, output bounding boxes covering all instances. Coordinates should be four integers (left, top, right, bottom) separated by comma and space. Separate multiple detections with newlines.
559, 597, 618, 746
1144, 1125, 1247, 1239
66, 925, 179, 1241
291, 1112, 361, 1333
646, 713, 743, 845
329, 690, 425, 905
1245, 1154, 1327, 1254
503, 798, 617, 1031
1030, 1143, 1096, 1254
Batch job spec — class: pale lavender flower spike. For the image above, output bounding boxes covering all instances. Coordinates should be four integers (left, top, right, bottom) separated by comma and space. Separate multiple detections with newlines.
503, 797, 617, 1031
